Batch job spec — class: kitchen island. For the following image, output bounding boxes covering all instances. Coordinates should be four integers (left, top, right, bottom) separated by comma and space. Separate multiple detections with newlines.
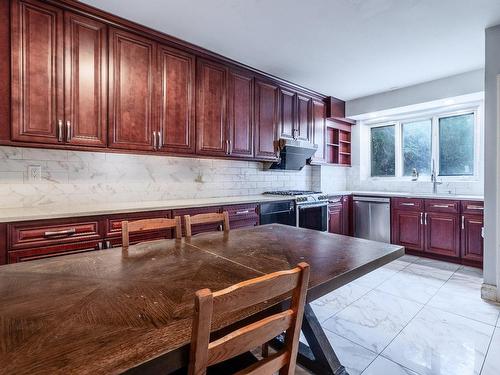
0, 224, 403, 375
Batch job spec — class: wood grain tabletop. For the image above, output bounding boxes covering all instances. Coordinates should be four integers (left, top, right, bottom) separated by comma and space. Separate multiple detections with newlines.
0, 224, 403, 374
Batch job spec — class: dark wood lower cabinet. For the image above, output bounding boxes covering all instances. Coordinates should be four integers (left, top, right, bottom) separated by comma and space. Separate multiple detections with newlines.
424, 212, 460, 258
392, 210, 424, 252
328, 196, 351, 236
461, 214, 484, 263
391, 198, 483, 266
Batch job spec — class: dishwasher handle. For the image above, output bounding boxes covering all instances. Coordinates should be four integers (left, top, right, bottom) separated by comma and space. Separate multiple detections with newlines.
353, 196, 390, 203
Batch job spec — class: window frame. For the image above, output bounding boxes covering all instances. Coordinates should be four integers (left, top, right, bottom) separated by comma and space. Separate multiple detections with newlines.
367, 107, 480, 181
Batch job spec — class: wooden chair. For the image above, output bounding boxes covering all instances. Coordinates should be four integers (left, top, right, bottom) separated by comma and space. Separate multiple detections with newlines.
184, 211, 230, 237
188, 262, 310, 375
121, 217, 182, 250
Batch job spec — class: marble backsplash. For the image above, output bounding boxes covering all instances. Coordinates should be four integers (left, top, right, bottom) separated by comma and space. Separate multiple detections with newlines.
0, 146, 331, 209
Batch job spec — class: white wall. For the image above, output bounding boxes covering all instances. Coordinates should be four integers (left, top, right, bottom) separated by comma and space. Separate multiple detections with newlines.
346, 69, 485, 118
0, 146, 316, 209
483, 25, 500, 293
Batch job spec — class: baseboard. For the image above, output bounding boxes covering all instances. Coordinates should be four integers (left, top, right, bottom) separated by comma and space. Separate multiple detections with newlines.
481, 283, 498, 302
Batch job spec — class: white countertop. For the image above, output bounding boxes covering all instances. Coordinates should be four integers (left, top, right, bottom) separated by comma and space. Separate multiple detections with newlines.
326, 190, 484, 201
0, 191, 484, 223
0, 195, 293, 223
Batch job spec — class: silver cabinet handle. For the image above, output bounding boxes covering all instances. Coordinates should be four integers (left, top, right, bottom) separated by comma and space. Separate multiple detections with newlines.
225, 140, 230, 155
424, 212, 428, 225
432, 204, 451, 208
420, 212, 423, 225
153, 131, 157, 150
228, 139, 232, 154
44, 228, 76, 237
66, 120, 71, 142
401, 202, 415, 206
235, 210, 250, 215
58, 120, 63, 142
157, 131, 162, 149
461, 215, 465, 230
467, 205, 483, 211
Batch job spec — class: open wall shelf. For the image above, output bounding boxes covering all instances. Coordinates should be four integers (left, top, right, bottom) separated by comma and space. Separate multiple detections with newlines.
326, 123, 351, 166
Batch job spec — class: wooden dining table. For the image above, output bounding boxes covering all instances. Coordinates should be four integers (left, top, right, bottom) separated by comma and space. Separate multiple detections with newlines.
0, 224, 403, 375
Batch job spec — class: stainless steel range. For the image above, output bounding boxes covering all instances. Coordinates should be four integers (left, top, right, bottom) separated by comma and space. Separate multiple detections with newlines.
262, 190, 329, 231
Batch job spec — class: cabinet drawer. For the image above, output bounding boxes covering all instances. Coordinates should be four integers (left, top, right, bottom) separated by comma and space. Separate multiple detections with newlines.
8, 241, 102, 263
9, 219, 102, 250
392, 198, 424, 211
224, 204, 259, 221
425, 199, 459, 213
461, 201, 484, 215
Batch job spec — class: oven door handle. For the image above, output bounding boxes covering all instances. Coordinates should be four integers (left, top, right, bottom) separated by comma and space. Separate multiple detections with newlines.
297, 203, 328, 209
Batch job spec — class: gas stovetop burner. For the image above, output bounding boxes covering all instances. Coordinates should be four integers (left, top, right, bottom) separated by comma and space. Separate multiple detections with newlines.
263, 190, 329, 205
263, 190, 321, 196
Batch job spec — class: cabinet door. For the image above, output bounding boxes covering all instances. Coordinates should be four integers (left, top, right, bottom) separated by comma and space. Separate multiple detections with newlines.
392, 210, 424, 251
196, 58, 228, 156
461, 214, 483, 263
254, 80, 279, 161
342, 195, 352, 236
425, 212, 460, 258
311, 99, 326, 163
296, 94, 311, 142
64, 12, 107, 147
157, 45, 195, 154
278, 88, 295, 139
11, 0, 64, 144
109, 28, 155, 151
228, 69, 254, 158
328, 204, 343, 234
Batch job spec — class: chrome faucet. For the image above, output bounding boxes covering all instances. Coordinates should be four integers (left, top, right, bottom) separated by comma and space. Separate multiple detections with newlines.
430, 160, 442, 194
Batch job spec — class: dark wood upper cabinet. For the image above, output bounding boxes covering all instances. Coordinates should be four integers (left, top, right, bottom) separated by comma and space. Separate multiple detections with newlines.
157, 45, 195, 154
254, 79, 279, 161
424, 212, 460, 258
461, 214, 484, 263
108, 28, 155, 151
11, 0, 64, 144
64, 12, 107, 147
311, 99, 326, 163
278, 88, 295, 139
228, 68, 254, 158
296, 94, 311, 142
196, 58, 228, 156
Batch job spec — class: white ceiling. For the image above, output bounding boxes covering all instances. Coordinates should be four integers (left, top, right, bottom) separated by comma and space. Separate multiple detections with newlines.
82, 0, 500, 100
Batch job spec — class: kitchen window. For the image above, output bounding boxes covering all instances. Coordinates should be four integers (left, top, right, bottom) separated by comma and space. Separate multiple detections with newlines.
369, 109, 479, 179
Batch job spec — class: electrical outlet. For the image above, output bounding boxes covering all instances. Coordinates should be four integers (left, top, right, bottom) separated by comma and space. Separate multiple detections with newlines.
28, 165, 42, 182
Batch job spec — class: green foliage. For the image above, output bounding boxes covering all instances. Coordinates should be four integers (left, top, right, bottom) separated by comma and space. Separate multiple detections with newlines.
402, 120, 432, 176
439, 114, 474, 176
371, 125, 395, 176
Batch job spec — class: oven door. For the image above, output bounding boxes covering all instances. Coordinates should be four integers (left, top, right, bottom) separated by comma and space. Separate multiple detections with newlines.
297, 203, 328, 232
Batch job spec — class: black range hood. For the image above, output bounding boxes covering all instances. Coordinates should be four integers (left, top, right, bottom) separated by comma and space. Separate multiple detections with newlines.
265, 139, 318, 171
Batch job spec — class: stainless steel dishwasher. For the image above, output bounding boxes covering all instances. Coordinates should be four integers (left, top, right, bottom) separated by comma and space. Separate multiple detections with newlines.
353, 196, 391, 243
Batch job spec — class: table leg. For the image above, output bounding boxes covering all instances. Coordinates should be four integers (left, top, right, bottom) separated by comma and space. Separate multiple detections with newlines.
271, 304, 349, 375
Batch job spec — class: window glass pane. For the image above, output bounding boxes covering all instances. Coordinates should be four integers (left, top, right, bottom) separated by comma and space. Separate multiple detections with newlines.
371, 125, 395, 176
439, 113, 474, 176
402, 120, 432, 176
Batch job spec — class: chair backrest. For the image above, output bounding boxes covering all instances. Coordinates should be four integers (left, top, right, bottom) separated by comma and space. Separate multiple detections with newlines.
188, 262, 310, 375
121, 217, 182, 250
184, 211, 230, 237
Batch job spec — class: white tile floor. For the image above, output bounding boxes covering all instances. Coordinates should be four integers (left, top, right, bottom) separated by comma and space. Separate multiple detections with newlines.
297, 255, 500, 375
